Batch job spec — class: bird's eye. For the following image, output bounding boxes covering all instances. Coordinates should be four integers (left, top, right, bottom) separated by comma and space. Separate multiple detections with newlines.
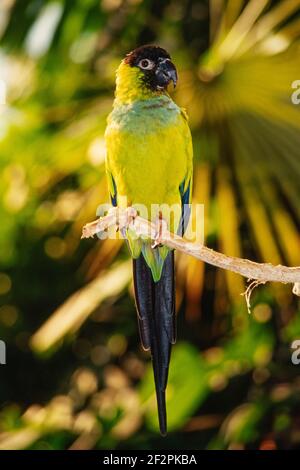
138, 59, 154, 70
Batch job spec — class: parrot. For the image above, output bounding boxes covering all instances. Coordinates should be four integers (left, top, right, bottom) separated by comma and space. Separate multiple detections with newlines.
105, 45, 193, 435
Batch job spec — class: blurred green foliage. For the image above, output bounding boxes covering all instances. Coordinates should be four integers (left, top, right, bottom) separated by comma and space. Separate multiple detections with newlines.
0, 0, 299, 450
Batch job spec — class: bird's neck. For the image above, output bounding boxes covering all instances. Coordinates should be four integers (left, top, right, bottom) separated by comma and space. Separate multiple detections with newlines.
114, 61, 165, 105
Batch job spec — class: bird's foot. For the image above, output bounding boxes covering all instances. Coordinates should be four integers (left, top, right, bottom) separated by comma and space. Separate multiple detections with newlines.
106, 206, 137, 232
152, 214, 168, 249
125, 206, 138, 226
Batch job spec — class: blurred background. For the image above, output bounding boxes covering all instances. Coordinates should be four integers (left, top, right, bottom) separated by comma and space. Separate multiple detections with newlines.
0, 0, 300, 450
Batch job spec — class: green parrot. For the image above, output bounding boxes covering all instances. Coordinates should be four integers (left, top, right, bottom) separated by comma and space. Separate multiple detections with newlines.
105, 45, 193, 435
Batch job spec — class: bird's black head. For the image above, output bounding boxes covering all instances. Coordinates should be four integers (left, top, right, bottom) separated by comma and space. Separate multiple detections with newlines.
124, 45, 178, 91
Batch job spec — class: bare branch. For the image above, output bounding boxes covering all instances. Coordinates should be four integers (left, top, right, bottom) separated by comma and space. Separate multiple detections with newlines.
81, 209, 300, 294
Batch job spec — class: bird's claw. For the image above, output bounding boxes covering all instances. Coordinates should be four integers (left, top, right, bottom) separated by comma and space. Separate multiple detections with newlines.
106, 206, 137, 231
152, 215, 168, 249
125, 207, 138, 226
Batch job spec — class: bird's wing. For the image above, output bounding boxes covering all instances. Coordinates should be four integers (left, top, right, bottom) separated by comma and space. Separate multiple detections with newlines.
178, 108, 193, 236
178, 174, 192, 236
106, 167, 117, 207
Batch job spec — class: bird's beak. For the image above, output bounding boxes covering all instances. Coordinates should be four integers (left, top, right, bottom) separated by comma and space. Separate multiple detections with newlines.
155, 59, 178, 90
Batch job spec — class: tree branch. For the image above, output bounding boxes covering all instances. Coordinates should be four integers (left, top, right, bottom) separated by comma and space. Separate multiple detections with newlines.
81, 208, 300, 295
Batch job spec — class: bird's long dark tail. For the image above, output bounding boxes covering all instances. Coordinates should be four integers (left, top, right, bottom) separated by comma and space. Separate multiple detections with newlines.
132, 251, 176, 436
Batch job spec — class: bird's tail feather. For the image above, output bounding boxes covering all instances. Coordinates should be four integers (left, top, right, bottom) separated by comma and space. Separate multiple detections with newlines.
133, 251, 175, 436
